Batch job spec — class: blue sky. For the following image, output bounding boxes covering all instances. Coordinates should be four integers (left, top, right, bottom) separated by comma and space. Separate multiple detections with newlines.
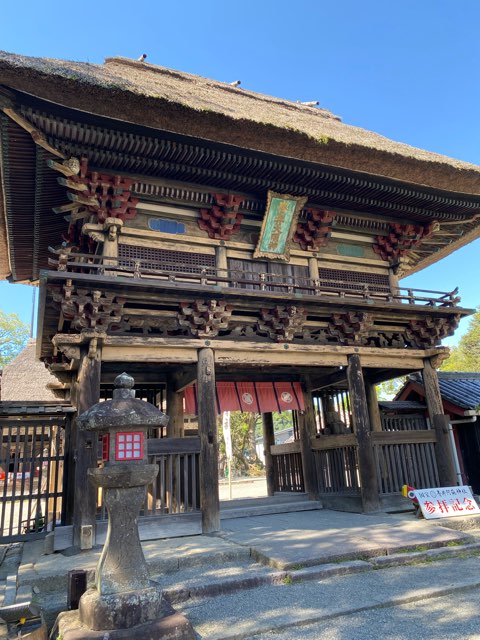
0, 0, 479, 344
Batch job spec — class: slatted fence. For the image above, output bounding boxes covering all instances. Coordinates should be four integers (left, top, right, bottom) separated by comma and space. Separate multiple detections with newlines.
270, 442, 305, 492
96, 437, 200, 519
0, 411, 70, 541
372, 431, 439, 494
311, 435, 360, 494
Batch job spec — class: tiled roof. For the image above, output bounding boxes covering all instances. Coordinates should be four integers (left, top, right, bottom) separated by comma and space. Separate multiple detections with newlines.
379, 400, 426, 411
437, 372, 480, 410
407, 372, 480, 411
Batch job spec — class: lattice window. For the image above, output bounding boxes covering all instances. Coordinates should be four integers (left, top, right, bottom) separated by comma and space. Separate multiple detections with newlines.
115, 432, 144, 461
318, 268, 390, 293
119, 245, 216, 274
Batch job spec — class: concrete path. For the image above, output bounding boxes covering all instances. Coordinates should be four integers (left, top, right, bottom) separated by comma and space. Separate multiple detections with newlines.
219, 509, 473, 567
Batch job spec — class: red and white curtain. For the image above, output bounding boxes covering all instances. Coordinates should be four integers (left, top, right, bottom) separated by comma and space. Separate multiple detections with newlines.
184, 381, 305, 415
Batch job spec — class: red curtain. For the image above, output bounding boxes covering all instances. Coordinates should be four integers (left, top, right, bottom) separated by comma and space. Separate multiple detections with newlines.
183, 381, 304, 415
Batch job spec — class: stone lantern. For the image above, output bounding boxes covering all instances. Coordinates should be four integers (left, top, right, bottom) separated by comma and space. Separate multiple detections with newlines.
55, 372, 195, 639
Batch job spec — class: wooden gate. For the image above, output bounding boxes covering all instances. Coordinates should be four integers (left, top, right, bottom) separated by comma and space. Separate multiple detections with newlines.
0, 405, 72, 541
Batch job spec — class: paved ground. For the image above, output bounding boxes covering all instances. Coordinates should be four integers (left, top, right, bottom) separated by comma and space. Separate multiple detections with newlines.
219, 476, 267, 501
219, 509, 473, 567
4, 508, 480, 638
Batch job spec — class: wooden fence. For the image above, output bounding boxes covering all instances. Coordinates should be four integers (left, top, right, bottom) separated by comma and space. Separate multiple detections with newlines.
270, 442, 305, 493
0, 410, 70, 541
97, 437, 200, 519
311, 435, 360, 494
372, 431, 439, 494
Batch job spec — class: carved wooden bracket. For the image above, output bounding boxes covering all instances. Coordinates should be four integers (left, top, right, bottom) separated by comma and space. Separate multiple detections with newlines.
198, 193, 244, 240
405, 315, 461, 348
50, 157, 138, 225
293, 208, 336, 251
258, 305, 307, 342
177, 299, 233, 338
372, 222, 435, 263
50, 280, 125, 331
327, 312, 374, 345
51, 331, 107, 368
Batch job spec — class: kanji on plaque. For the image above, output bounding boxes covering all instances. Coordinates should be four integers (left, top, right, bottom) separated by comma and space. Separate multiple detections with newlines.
413, 486, 480, 520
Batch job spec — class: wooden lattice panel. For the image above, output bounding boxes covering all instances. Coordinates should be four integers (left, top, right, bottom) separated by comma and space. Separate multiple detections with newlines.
318, 268, 390, 293
118, 245, 216, 273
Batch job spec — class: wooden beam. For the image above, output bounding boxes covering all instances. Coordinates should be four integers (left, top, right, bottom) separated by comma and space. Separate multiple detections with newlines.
72, 340, 102, 548
423, 358, 456, 486
197, 348, 220, 533
310, 368, 347, 391
171, 367, 197, 392
166, 374, 184, 437
297, 384, 318, 498
347, 354, 381, 513
262, 413, 275, 497
365, 381, 382, 432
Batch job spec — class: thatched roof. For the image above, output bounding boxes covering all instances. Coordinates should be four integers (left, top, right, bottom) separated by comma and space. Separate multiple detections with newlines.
0, 340, 64, 401
1, 51, 480, 195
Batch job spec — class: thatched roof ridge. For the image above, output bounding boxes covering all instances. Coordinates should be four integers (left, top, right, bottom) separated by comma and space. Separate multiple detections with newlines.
1, 51, 480, 194
0, 340, 64, 401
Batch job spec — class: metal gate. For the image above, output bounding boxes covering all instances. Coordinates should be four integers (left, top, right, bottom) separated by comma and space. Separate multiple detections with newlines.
0, 406, 71, 541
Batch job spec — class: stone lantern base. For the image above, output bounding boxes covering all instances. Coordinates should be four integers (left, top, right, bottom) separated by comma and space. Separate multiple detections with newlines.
54, 600, 195, 640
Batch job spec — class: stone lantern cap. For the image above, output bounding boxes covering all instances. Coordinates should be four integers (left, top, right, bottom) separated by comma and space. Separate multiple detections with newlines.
77, 372, 169, 433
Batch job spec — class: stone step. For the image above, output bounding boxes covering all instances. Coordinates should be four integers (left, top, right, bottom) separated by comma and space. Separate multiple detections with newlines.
220, 500, 323, 520
220, 493, 311, 510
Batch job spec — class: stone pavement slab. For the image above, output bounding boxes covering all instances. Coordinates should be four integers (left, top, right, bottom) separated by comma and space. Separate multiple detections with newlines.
219, 510, 473, 568
18, 535, 251, 594
177, 555, 480, 639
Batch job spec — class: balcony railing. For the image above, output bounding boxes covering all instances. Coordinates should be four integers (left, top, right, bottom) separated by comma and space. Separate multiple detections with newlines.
47, 250, 461, 308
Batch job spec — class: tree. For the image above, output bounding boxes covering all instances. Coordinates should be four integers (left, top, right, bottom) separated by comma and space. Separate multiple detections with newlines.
218, 412, 264, 477
441, 310, 480, 372
0, 311, 30, 368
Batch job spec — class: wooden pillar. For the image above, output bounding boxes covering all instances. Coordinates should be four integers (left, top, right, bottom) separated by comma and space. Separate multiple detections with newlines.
262, 413, 275, 497
388, 269, 399, 295
166, 374, 184, 437
298, 383, 318, 497
365, 380, 382, 432
197, 348, 220, 533
423, 358, 456, 486
308, 256, 320, 281
216, 245, 228, 280
72, 338, 102, 548
101, 218, 123, 272
347, 354, 381, 512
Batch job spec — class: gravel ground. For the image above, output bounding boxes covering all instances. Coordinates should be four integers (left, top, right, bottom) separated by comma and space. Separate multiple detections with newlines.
179, 555, 480, 639
246, 588, 480, 639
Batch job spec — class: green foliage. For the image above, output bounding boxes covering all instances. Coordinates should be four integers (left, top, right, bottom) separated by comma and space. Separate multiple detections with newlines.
441, 310, 480, 372
218, 412, 264, 477
0, 311, 30, 368
376, 376, 407, 401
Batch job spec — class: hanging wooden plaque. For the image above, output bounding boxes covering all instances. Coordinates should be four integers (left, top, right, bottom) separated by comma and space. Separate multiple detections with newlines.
253, 191, 307, 261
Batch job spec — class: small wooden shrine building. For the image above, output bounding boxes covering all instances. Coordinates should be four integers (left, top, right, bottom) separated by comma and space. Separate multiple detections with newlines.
0, 51, 479, 546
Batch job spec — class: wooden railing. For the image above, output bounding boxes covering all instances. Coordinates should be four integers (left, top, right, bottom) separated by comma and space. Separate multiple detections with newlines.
311, 430, 440, 496
270, 442, 305, 493
381, 414, 428, 432
311, 435, 360, 494
48, 250, 461, 308
372, 431, 439, 495
96, 437, 200, 519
